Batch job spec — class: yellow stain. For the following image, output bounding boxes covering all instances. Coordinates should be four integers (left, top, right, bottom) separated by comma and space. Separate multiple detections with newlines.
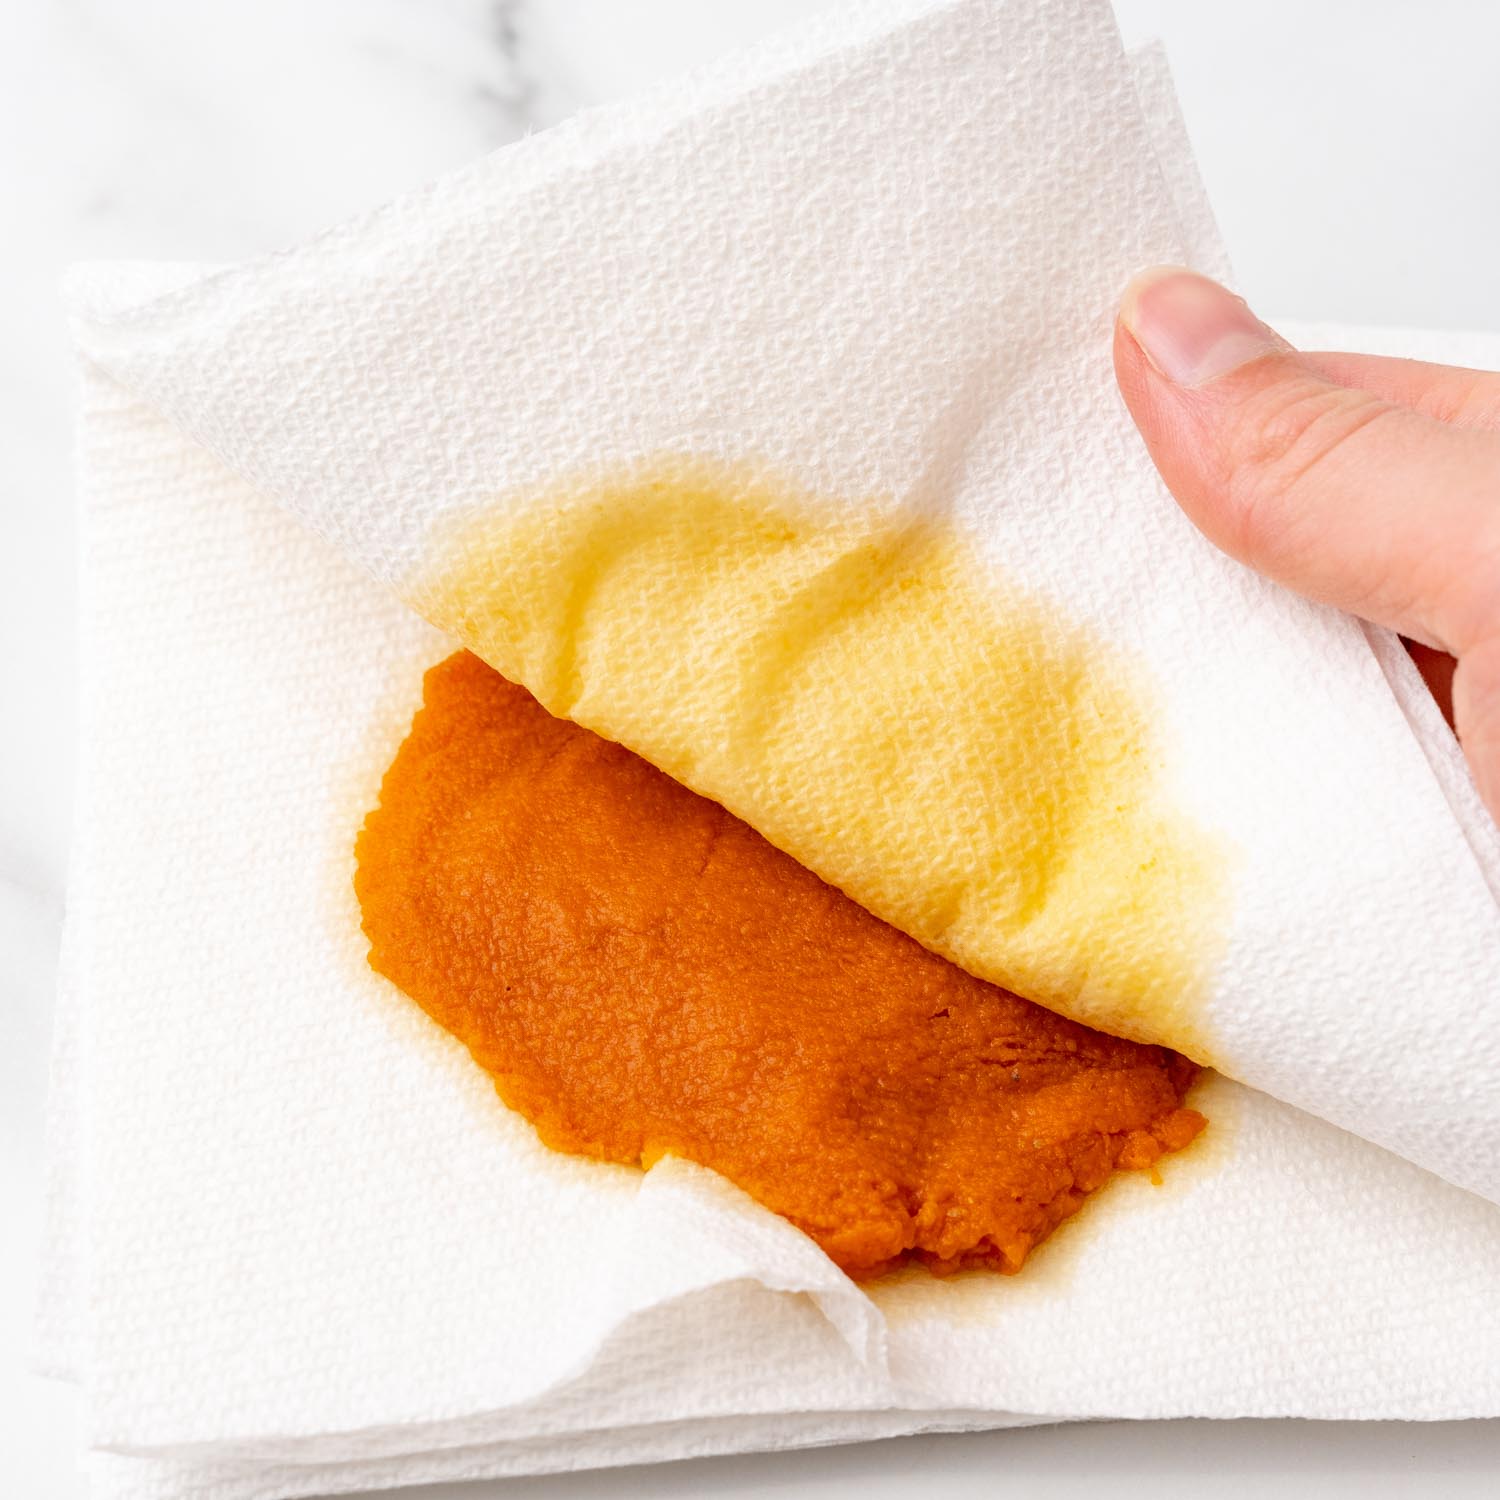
410, 457, 1230, 1062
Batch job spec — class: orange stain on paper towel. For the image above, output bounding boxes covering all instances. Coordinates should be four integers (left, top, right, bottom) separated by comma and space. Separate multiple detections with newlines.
356, 652, 1204, 1280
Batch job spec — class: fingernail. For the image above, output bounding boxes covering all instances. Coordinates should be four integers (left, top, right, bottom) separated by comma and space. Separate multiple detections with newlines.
1120, 267, 1287, 386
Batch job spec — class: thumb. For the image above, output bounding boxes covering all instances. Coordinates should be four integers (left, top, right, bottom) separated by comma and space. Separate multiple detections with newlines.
1113, 268, 1500, 658
1114, 267, 1500, 818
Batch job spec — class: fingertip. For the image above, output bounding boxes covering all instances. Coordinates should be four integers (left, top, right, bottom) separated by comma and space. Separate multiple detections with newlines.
1118, 268, 1287, 388
1117, 264, 1198, 329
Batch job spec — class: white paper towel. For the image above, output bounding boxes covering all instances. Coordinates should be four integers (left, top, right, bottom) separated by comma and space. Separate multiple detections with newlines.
62, 0, 1500, 1208
42, 0, 1500, 1495
46, 330, 1500, 1500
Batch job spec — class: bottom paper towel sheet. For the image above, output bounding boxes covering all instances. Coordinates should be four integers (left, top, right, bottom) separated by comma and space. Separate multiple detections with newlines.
37, 325, 1500, 1500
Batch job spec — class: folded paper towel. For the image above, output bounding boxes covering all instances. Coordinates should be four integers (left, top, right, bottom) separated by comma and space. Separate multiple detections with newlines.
43, 0, 1500, 1495
45, 324, 1500, 1500
64, 0, 1500, 1207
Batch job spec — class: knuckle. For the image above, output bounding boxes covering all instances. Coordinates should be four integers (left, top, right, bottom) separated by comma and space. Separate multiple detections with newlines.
1219, 379, 1400, 566
1441, 371, 1500, 431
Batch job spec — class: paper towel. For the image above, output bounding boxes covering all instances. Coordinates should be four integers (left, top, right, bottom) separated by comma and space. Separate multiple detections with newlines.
43, 0, 1500, 1495
48, 334, 1500, 1500
62, 0, 1500, 1207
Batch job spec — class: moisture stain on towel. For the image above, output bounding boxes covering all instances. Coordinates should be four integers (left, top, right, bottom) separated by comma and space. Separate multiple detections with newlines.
409, 457, 1231, 1064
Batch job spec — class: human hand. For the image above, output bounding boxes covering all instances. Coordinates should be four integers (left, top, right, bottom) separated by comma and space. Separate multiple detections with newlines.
1114, 268, 1500, 821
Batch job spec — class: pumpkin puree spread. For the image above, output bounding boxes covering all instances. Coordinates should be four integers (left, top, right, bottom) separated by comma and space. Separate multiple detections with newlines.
356, 651, 1204, 1280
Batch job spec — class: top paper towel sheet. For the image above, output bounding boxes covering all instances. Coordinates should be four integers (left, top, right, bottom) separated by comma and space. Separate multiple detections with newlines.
66, 0, 1500, 1196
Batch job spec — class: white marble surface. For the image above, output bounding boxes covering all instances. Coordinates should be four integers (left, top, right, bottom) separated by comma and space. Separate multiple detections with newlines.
5, 3, 1500, 1496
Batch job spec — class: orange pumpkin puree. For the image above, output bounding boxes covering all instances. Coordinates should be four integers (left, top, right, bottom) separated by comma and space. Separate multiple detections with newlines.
356, 651, 1204, 1279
